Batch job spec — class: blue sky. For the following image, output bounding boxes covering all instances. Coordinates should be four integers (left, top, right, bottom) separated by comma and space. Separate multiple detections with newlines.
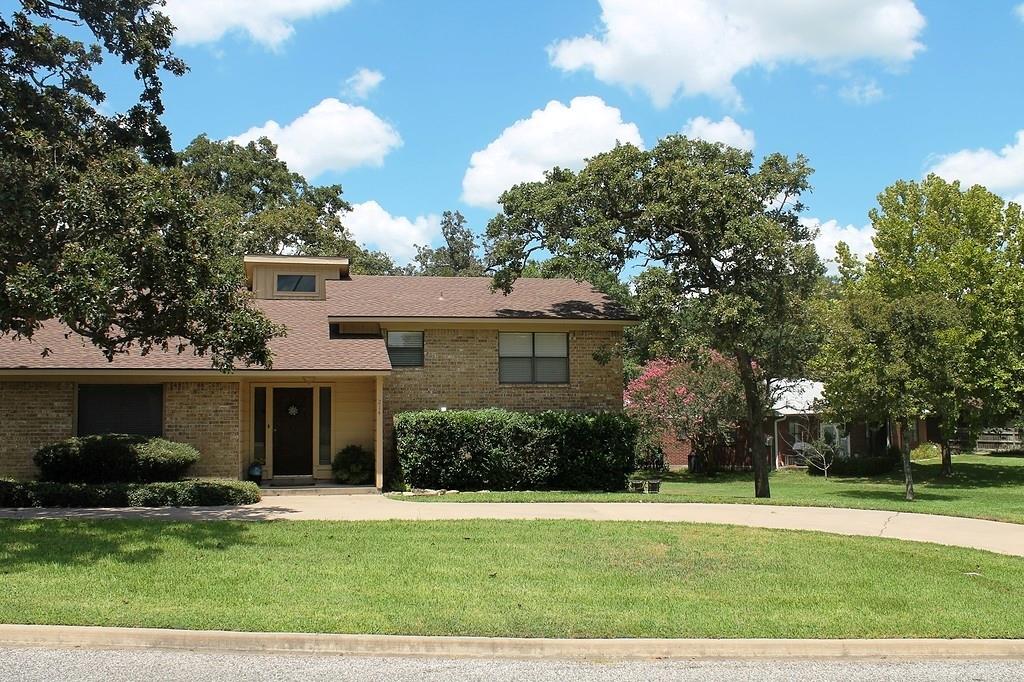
94, 0, 1024, 268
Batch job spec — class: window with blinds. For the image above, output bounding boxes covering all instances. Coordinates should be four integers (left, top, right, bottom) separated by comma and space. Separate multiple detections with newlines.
386, 331, 424, 367
498, 332, 568, 384
77, 384, 163, 437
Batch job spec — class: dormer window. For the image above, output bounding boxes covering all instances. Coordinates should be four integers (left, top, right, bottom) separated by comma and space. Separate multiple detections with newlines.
276, 274, 316, 293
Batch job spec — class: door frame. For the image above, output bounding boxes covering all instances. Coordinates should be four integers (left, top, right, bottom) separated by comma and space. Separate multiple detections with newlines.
251, 382, 334, 480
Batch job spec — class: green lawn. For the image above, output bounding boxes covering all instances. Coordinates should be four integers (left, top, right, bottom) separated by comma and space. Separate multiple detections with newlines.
1, 518, 1023, 638
399, 454, 1024, 525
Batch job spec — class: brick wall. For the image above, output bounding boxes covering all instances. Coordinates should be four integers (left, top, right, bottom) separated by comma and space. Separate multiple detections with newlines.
383, 328, 624, 464
0, 382, 74, 479
164, 382, 241, 478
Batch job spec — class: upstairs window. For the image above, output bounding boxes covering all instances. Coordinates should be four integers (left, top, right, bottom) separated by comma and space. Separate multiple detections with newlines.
276, 274, 316, 293
499, 332, 568, 384
386, 331, 424, 367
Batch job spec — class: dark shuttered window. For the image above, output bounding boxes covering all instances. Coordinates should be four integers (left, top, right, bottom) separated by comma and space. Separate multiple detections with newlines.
386, 331, 424, 367
499, 332, 569, 384
77, 384, 163, 437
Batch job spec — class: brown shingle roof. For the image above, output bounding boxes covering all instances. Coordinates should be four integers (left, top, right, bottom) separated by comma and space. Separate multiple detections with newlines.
0, 298, 391, 372
0, 274, 631, 372
326, 275, 633, 320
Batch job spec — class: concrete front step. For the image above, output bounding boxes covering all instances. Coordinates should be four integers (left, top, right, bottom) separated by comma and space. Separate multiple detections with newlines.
260, 484, 378, 497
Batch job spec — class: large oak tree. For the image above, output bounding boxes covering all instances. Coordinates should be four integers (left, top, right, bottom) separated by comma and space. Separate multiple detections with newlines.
486, 136, 824, 498
1, 1, 280, 368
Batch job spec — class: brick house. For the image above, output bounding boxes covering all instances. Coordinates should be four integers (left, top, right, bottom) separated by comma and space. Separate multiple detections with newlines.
0, 256, 632, 489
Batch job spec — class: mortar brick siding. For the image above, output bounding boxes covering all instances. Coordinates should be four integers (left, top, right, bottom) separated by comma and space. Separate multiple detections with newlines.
164, 382, 241, 478
0, 382, 74, 479
382, 328, 623, 464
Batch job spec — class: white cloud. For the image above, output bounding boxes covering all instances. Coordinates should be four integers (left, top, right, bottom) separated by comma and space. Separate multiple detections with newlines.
163, 0, 352, 49
927, 130, 1024, 203
549, 0, 925, 107
343, 201, 440, 264
839, 79, 885, 105
801, 217, 876, 272
681, 116, 755, 150
1016, 4, 1024, 22
228, 98, 401, 179
344, 68, 384, 99
461, 96, 643, 208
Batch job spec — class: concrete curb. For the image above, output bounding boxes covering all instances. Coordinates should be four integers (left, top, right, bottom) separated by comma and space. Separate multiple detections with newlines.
1, 625, 1023, 660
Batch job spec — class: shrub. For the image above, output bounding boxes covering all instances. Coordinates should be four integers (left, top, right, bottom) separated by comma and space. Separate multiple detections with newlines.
34, 434, 199, 483
807, 455, 895, 477
0, 479, 259, 508
911, 442, 941, 461
394, 409, 638, 491
125, 480, 261, 506
332, 445, 374, 485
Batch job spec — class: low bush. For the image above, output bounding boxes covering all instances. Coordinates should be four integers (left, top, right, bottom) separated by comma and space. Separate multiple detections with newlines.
394, 409, 638, 491
0, 479, 260, 508
34, 434, 200, 483
911, 442, 941, 461
807, 455, 895, 477
332, 445, 374, 485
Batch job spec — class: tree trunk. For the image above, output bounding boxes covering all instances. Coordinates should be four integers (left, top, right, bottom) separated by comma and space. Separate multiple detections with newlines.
895, 420, 914, 501
736, 351, 770, 499
939, 420, 953, 478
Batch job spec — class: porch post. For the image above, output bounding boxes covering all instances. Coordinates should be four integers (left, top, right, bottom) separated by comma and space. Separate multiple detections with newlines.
375, 375, 384, 490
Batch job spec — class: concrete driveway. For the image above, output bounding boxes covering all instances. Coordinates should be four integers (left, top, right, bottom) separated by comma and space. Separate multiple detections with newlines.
2, 495, 1023, 557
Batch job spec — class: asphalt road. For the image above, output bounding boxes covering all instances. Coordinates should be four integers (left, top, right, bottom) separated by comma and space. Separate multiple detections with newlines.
1, 648, 1022, 681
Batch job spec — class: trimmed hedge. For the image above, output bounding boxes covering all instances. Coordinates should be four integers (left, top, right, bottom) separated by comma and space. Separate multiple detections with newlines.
34, 434, 200, 483
807, 455, 896, 477
0, 479, 260, 508
394, 409, 638, 491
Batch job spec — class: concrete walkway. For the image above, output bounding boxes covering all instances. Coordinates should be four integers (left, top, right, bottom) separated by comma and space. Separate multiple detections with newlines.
3, 495, 1024, 556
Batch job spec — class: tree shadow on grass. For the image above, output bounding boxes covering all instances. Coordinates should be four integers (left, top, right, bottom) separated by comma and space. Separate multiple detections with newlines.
0, 518, 262, 571
831, 488, 962, 504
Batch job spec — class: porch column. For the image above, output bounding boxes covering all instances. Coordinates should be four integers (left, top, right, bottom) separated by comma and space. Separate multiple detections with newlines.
375, 375, 384, 490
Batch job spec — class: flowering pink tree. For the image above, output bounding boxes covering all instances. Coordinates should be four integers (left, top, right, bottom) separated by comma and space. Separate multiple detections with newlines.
625, 352, 747, 470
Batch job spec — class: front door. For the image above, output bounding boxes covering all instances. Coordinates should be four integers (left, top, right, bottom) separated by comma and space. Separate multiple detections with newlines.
272, 387, 313, 476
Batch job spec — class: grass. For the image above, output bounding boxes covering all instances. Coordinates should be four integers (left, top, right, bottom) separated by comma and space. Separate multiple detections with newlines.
399, 454, 1024, 525
1, 518, 1024, 638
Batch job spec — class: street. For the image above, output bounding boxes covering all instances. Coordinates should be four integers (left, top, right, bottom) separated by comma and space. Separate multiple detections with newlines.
0, 648, 1021, 681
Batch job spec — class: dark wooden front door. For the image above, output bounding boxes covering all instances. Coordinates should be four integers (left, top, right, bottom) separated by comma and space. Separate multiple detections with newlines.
272, 387, 313, 476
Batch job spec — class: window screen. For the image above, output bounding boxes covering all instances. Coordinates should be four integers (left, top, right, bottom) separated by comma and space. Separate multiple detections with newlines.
276, 274, 316, 292
386, 331, 424, 367
498, 332, 569, 384
77, 384, 163, 437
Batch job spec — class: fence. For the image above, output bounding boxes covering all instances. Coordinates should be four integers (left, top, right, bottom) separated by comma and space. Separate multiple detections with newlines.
957, 428, 1024, 453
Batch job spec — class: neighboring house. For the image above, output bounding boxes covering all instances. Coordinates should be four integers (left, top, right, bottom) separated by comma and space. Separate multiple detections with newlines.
0, 255, 633, 488
662, 379, 935, 470
771, 380, 934, 468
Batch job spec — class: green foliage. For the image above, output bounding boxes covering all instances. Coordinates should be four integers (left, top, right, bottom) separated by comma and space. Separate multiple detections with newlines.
332, 445, 374, 485
814, 176, 1024, 484
124, 480, 260, 506
911, 442, 942, 461
408, 211, 486, 276
0, 2, 283, 369
0, 478, 259, 507
34, 435, 199, 483
394, 409, 638, 491
485, 135, 825, 497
